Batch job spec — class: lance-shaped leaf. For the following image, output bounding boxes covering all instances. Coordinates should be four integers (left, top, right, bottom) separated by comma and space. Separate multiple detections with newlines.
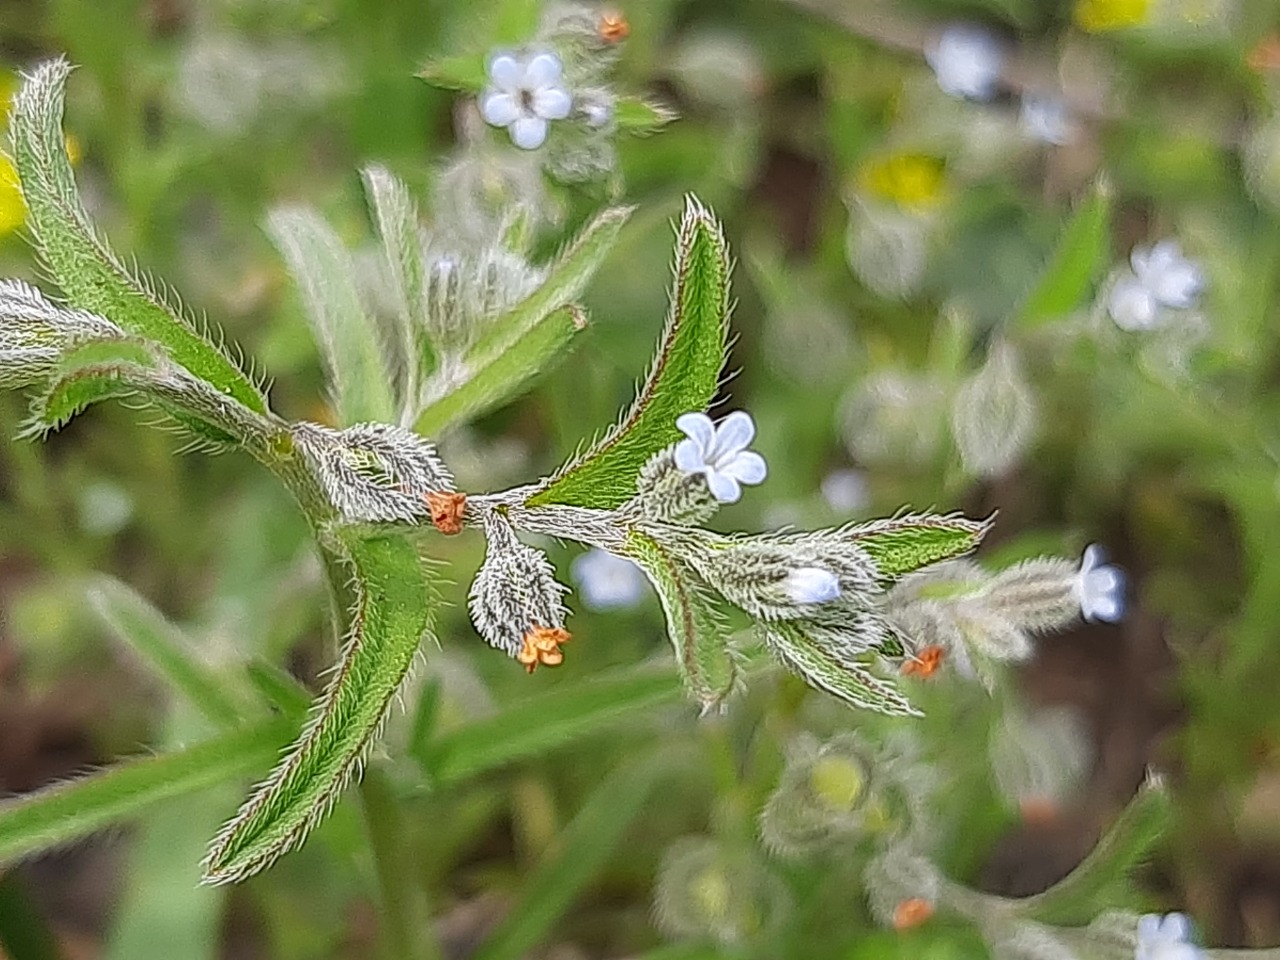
202, 533, 434, 883
361, 165, 435, 415
1015, 181, 1111, 330
849, 513, 991, 580
8, 59, 268, 414
624, 529, 735, 712
613, 96, 679, 135
24, 335, 161, 435
764, 620, 920, 717
528, 196, 731, 510
266, 207, 396, 426
415, 52, 488, 92
0, 717, 294, 867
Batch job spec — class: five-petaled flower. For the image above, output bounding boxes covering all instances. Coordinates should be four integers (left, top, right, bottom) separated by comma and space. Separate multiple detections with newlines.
480, 50, 573, 150
1107, 239, 1205, 332
572, 548, 647, 610
674, 411, 768, 503
925, 25, 1004, 102
1136, 912, 1204, 960
1074, 544, 1126, 623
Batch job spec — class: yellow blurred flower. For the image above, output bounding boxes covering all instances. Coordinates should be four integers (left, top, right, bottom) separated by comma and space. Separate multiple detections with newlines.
1074, 0, 1151, 32
0, 156, 23, 236
857, 153, 946, 212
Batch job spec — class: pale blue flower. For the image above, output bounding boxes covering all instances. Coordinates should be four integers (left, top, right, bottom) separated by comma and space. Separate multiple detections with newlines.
571, 548, 647, 610
1108, 240, 1205, 331
1075, 544, 1126, 623
1136, 913, 1204, 960
926, 25, 1004, 101
480, 50, 572, 150
674, 411, 768, 503
782, 567, 842, 604
1020, 94, 1074, 146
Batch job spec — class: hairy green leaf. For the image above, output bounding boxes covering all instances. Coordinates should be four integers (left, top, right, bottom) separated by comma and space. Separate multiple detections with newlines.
24, 335, 160, 434
764, 621, 920, 717
851, 513, 990, 579
202, 533, 434, 883
266, 207, 396, 426
9, 59, 267, 414
415, 304, 586, 435
528, 196, 731, 509
419, 664, 682, 784
473, 752, 677, 960
1016, 182, 1111, 329
89, 576, 248, 727
624, 530, 735, 712
0, 718, 294, 866
1019, 782, 1171, 925
415, 52, 487, 92
614, 96, 679, 135
362, 165, 435, 413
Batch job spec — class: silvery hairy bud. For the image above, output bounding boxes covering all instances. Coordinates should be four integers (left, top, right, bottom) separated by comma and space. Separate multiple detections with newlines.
0, 280, 122, 387
292, 420, 454, 522
669, 528, 880, 621
468, 509, 570, 673
621, 445, 719, 526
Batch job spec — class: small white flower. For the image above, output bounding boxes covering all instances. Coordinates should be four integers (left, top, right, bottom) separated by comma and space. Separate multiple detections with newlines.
1106, 240, 1204, 331
674, 411, 768, 503
582, 100, 613, 128
1131, 240, 1204, 310
571, 548, 647, 610
479, 50, 573, 150
782, 567, 842, 605
925, 25, 1004, 101
1074, 544, 1126, 623
821, 469, 869, 514
1136, 913, 1204, 960
1020, 94, 1074, 146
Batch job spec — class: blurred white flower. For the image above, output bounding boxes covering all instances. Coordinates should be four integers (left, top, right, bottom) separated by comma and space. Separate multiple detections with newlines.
782, 567, 842, 605
925, 25, 1004, 101
674, 411, 768, 503
1020, 94, 1075, 146
1074, 544, 1126, 623
1136, 913, 1204, 960
571, 548, 647, 610
1107, 240, 1204, 331
821, 468, 869, 514
480, 50, 573, 150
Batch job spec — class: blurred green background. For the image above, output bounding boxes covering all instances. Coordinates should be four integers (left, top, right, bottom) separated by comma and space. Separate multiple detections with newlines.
3, 0, 1280, 957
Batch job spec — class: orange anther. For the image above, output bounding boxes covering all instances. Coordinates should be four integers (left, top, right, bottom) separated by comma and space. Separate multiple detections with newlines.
518, 626, 571, 673
901, 645, 945, 679
892, 897, 934, 931
425, 491, 466, 535
598, 10, 630, 43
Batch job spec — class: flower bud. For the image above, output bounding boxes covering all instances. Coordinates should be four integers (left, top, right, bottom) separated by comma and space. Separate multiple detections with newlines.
759, 733, 877, 855
622, 445, 719, 526
654, 837, 787, 946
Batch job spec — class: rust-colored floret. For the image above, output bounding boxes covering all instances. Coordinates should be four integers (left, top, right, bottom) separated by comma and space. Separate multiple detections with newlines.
518, 626, 571, 673
598, 10, 630, 43
892, 897, 934, 931
425, 491, 467, 535
900, 644, 945, 679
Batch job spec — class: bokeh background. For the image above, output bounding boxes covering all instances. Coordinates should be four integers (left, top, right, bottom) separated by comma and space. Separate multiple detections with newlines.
2, 0, 1280, 957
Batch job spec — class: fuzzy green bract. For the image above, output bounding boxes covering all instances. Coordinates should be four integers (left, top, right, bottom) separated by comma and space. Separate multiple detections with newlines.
624, 529, 736, 711
528, 197, 731, 510
763, 622, 919, 718
26, 336, 160, 434
9, 59, 268, 415
852, 514, 990, 579
202, 533, 435, 883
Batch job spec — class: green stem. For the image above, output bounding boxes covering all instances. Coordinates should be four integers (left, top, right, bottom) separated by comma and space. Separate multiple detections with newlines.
358, 765, 442, 960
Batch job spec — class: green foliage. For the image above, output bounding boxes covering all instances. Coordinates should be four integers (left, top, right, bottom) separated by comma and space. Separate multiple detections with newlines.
853, 514, 991, 580
529, 197, 730, 509
202, 533, 435, 883
763, 621, 919, 717
1015, 183, 1112, 329
25, 335, 159, 433
8, 59, 268, 415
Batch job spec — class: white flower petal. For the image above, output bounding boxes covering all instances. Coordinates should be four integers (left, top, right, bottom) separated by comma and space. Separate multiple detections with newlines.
926, 25, 1003, 101
523, 52, 563, 89
479, 90, 521, 127
1160, 913, 1192, 942
1080, 543, 1106, 576
705, 470, 742, 503
572, 549, 647, 610
1087, 566, 1125, 594
1151, 261, 1203, 309
532, 85, 572, 120
722, 450, 767, 486
783, 567, 841, 604
1137, 914, 1164, 944
710, 411, 756, 461
487, 52, 522, 90
674, 437, 708, 473
508, 115, 549, 150
1108, 275, 1159, 331
676, 412, 716, 456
